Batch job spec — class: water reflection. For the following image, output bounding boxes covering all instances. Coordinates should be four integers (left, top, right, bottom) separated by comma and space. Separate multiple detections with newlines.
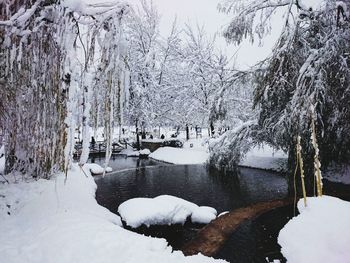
94, 157, 288, 217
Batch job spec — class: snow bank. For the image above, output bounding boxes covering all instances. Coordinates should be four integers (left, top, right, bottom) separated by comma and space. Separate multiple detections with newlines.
0, 165, 226, 263
324, 164, 350, 185
239, 145, 287, 172
149, 147, 209, 165
118, 195, 217, 228
120, 148, 152, 157
278, 196, 350, 263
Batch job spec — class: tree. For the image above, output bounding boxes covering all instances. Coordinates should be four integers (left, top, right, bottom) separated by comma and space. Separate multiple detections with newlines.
212, 0, 350, 191
0, 0, 129, 178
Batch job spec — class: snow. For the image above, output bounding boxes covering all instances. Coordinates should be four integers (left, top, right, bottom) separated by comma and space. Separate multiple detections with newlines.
0, 156, 4, 175
0, 145, 4, 174
118, 195, 217, 228
149, 140, 288, 171
218, 211, 229, 217
239, 145, 288, 172
105, 166, 113, 173
120, 148, 152, 157
142, 139, 164, 143
149, 147, 209, 165
139, 148, 151, 156
278, 196, 350, 263
324, 164, 350, 185
120, 147, 141, 157
0, 165, 226, 263
191, 206, 217, 224
84, 163, 112, 175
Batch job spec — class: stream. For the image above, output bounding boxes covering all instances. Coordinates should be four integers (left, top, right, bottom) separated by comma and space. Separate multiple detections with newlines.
92, 155, 349, 262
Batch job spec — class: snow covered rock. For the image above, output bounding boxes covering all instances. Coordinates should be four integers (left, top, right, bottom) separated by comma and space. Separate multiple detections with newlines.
191, 206, 217, 224
84, 163, 112, 175
105, 166, 113, 173
139, 148, 151, 156
278, 196, 350, 263
118, 195, 217, 228
118, 195, 197, 228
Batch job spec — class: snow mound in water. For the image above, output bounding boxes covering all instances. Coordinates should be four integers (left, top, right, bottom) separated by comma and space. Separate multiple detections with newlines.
139, 149, 151, 156
278, 196, 350, 263
84, 163, 112, 175
118, 195, 217, 228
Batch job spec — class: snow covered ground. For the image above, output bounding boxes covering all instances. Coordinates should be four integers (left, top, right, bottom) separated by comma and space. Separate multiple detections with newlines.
324, 164, 350, 185
0, 145, 4, 174
278, 196, 350, 263
239, 145, 288, 172
0, 156, 4, 175
0, 164, 226, 263
149, 146, 210, 165
118, 195, 217, 228
148, 138, 288, 172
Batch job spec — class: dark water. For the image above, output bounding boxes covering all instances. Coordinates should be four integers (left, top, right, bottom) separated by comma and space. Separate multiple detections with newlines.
90, 154, 164, 172
93, 156, 290, 262
216, 206, 294, 263
94, 158, 288, 215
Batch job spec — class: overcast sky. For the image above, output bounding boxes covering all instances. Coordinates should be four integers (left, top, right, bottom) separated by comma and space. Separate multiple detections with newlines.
127, 0, 285, 69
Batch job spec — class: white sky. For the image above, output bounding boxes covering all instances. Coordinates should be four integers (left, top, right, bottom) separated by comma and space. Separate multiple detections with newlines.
127, 0, 285, 69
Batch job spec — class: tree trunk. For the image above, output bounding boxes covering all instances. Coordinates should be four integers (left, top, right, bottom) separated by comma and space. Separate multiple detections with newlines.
186, 125, 190, 140
136, 119, 140, 150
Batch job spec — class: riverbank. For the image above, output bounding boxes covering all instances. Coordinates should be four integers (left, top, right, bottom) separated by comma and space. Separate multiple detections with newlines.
278, 196, 350, 263
147, 139, 288, 172
0, 164, 226, 263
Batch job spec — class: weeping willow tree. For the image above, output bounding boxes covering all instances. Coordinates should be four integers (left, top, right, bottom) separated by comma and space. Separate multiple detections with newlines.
0, 0, 129, 178
211, 0, 350, 191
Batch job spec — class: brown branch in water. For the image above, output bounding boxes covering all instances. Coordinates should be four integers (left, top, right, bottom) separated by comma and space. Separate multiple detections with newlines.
182, 198, 293, 257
